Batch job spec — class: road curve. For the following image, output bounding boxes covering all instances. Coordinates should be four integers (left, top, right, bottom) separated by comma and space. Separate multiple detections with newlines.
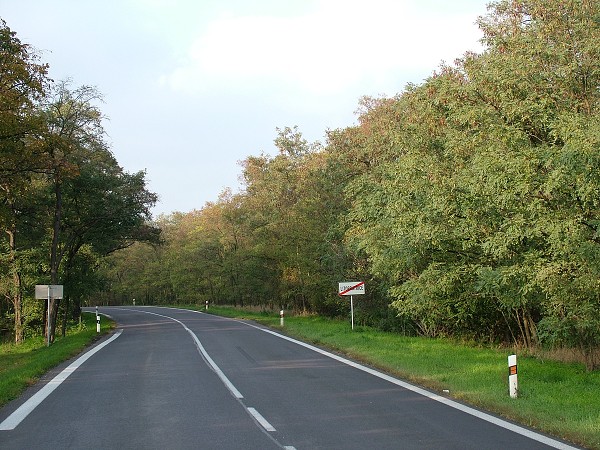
0, 306, 580, 450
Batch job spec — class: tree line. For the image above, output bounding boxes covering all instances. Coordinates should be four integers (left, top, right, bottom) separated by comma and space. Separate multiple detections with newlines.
105, 0, 600, 369
6, 0, 597, 370
0, 19, 159, 344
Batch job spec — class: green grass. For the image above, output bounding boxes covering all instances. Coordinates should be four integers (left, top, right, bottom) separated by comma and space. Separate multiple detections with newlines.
0, 312, 114, 407
200, 305, 600, 449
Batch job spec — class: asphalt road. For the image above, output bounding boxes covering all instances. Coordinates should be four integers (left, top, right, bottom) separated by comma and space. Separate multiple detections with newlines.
0, 306, 580, 449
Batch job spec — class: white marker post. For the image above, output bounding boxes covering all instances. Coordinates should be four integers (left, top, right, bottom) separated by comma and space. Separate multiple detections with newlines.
338, 281, 365, 331
280, 310, 284, 327
96, 307, 100, 333
508, 354, 518, 398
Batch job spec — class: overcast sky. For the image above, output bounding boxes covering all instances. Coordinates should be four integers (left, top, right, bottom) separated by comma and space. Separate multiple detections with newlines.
2, 0, 489, 216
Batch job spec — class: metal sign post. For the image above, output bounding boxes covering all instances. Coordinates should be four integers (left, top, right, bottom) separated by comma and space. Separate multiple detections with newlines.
350, 296, 354, 330
338, 281, 365, 330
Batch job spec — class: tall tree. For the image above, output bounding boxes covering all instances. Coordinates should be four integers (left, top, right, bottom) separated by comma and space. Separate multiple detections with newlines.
0, 19, 49, 343
58, 150, 159, 334
39, 80, 159, 342
38, 81, 104, 342
343, 0, 600, 360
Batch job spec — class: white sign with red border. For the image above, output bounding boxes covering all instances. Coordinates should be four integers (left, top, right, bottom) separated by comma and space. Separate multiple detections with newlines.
338, 281, 365, 296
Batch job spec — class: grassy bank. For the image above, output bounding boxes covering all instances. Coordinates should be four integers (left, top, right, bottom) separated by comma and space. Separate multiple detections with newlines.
0, 312, 114, 407
200, 305, 599, 449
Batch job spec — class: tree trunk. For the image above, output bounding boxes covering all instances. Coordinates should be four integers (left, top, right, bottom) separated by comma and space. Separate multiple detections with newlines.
6, 228, 24, 344
61, 296, 70, 337
522, 309, 538, 348
49, 173, 62, 344
13, 271, 23, 344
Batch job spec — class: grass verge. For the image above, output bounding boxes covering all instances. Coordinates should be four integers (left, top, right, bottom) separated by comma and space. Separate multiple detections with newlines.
0, 312, 114, 408
198, 305, 599, 449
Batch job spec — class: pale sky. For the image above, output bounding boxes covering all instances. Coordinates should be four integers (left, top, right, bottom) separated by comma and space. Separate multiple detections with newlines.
2, 0, 489, 216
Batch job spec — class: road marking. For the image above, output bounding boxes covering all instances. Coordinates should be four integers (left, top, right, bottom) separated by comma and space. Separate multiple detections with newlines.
246, 323, 579, 450
0, 330, 122, 431
120, 307, 578, 449
126, 309, 244, 399
247, 407, 276, 432
186, 327, 244, 399
124, 309, 296, 446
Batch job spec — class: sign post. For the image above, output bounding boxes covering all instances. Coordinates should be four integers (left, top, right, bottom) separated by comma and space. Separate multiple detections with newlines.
35, 285, 63, 346
338, 281, 365, 330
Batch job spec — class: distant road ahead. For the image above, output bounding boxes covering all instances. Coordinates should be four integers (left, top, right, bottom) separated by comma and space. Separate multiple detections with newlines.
0, 306, 579, 449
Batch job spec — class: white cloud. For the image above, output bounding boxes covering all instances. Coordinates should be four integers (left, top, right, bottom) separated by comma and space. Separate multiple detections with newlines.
157, 0, 487, 135
160, 0, 484, 99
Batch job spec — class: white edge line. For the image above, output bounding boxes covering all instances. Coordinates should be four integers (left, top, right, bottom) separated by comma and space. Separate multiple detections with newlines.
0, 330, 122, 431
247, 407, 276, 432
245, 323, 579, 450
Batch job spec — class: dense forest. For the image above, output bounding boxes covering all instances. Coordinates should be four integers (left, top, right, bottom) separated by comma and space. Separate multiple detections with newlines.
3, 0, 600, 370
0, 20, 159, 345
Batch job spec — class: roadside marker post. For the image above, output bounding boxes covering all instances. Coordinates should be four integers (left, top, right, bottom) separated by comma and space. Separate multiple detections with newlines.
205, 300, 209, 311
280, 309, 284, 327
338, 281, 365, 330
96, 306, 100, 333
508, 354, 518, 398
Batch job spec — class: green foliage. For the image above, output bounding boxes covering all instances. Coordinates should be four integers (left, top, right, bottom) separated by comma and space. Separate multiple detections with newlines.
0, 23, 158, 343
340, 0, 600, 364
103, 128, 354, 312
102, 0, 600, 369
0, 19, 50, 344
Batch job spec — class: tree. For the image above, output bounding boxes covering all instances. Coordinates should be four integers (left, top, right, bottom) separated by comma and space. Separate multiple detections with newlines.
343, 0, 600, 357
470, 0, 600, 364
236, 127, 327, 312
0, 22, 158, 343
0, 19, 49, 343
39, 80, 159, 342
57, 153, 159, 334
